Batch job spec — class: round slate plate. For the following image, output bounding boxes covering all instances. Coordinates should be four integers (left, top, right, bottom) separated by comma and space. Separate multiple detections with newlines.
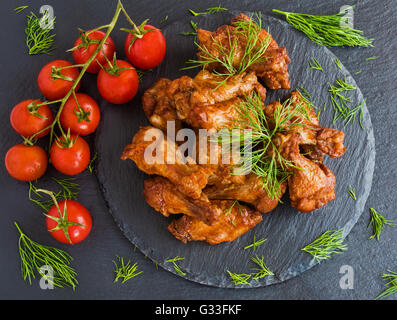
95, 12, 375, 288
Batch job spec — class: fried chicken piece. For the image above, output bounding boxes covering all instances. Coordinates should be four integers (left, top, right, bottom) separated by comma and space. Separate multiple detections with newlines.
276, 132, 336, 212
167, 70, 266, 131
204, 173, 286, 213
168, 200, 262, 244
143, 176, 221, 225
120, 126, 209, 199
142, 78, 182, 131
197, 13, 290, 90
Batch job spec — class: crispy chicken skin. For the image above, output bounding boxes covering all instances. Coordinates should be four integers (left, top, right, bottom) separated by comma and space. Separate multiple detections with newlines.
167, 70, 266, 131
204, 173, 286, 214
275, 132, 336, 212
168, 200, 262, 245
197, 13, 291, 90
120, 126, 209, 199
143, 176, 221, 225
142, 78, 182, 131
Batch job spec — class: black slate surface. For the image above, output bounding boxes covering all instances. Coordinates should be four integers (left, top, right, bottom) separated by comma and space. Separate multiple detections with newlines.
0, 0, 396, 300
95, 11, 375, 288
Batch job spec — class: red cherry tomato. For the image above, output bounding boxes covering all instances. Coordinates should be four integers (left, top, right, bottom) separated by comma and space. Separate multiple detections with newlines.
97, 59, 139, 104
60, 93, 100, 136
50, 134, 90, 176
5, 144, 48, 181
72, 30, 116, 74
124, 24, 166, 70
10, 99, 53, 138
46, 200, 92, 244
37, 60, 81, 100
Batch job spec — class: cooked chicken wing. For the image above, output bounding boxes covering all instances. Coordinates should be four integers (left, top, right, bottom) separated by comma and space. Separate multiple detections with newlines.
197, 13, 290, 90
143, 176, 221, 225
120, 126, 209, 199
275, 132, 336, 212
204, 173, 286, 213
168, 200, 262, 244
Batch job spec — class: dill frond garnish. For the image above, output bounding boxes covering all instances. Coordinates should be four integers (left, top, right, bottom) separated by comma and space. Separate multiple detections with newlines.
182, 13, 271, 87
308, 57, 324, 72
328, 78, 365, 128
376, 270, 397, 300
301, 229, 347, 263
273, 9, 373, 47
166, 256, 186, 276
28, 178, 80, 211
365, 56, 378, 61
113, 255, 142, 283
226, 254, 273, 286
88, 152, 98, 174
180, 20, 198, 36
226, 91, 311, 199
355, 70, 362, 75
334, 58, 342, 70
160, 15, 168, 24
25, 10, 56, 55
347, 185, 357, 200
244, 235, 267, 251
368, 208, 395, 241
15, 221, 78, 289
14, 6, 28, 14
189, 5, 227, 16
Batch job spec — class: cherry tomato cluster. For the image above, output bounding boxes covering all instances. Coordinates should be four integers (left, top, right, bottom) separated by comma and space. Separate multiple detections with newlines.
5, 20, 166, 245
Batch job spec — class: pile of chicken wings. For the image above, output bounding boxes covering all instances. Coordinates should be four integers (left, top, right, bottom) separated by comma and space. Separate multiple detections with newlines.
121, 14, 346, 245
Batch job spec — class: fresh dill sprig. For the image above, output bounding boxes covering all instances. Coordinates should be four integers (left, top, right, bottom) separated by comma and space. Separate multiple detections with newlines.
25, 11, 56, 55
15, 221, 78, 289
334, 58, 342, 70
227, 91, 310, 199
273, 8, 373, 47
298, 86, 311, 99
88, 152, 98, 173
160, 15, 168, 24
113, 255, 143, 283
166, 256, 186, 276
368, 208, 395, 241
29, 178, 80, 212
308, 57, 324, 72
14, 6, 28, 14
182, 12, 271, 87
249, 255, 274, 280
376, 270, 397, 300
347, 185, 357, 200
189, 5, 227, 16
365, 56, 378, 61
226, 254, 273, 285
301, 229, 347, 263
180, 20, 198, 36
244, 235, 267, 251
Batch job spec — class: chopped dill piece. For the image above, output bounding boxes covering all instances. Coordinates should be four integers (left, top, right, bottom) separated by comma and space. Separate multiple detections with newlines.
113, 255, 142, 283
25, 11, 56, 55
189, 5, 227, 16
15, 221, 78, 289
298, 86, 311, 99
136, 68, 153, 82
375, 270, 397, 300
226, 255, 273, 285
249, 255, 274, 280
368, 208, 395, 241
347, 185, 357, 200
180, 21, 198, 36
365, 56, 378, 61
244, 235, 267, 251
308, 57, 324, 71
354, 70, 362, 75
334, 58, 342, 70
14, 5, 28, 13
160, 15, 168, 24
301, 229, 347, 263
166, 256, 186, 276
88, 152, 98, 174
273, 9, 374, 47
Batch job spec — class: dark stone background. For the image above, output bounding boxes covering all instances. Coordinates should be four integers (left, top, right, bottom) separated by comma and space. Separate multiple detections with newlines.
0, 0, 395, 300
